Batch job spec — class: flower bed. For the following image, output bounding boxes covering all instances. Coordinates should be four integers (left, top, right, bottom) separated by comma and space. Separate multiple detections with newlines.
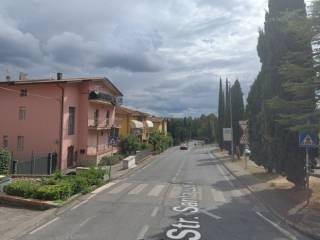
3, 167, 105, 201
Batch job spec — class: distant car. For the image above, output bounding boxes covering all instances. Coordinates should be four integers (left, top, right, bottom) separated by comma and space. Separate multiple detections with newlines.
180, 143, 188, 150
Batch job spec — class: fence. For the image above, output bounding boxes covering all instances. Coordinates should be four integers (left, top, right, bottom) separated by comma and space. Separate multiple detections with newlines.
10, 152, 58, 175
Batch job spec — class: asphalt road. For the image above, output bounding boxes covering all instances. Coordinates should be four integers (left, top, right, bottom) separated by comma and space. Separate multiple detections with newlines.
18, 143, 311, 240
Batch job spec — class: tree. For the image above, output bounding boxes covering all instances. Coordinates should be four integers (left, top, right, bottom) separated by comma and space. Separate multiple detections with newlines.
217, 78, 225, 149
231, 80, 245, 151
247, 0, 316, 186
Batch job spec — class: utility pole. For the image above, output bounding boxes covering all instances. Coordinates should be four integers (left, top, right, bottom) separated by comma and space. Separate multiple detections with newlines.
227, 80, 234, 161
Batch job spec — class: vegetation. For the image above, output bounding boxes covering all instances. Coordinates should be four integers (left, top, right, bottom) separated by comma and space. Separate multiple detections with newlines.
0, 149, 10, 175
149, 131, 173, 153
246, 0, 320, 186
216, 79, 245, 153
99, 153, 127, 166
119, 134, 140, 155
167, 114, 217, 146
4, 167, 105, 201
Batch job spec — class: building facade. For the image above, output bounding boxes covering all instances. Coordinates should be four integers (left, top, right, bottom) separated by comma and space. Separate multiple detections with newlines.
0, 75, 123, 171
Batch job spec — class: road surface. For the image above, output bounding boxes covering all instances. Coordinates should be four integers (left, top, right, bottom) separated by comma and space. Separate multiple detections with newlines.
18, 143, 311, 240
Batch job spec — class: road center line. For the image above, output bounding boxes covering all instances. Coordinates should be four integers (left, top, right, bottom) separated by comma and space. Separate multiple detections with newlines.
29, 217, 59, 235
151, 206, 159, 217
136, 224, 149, 240
255, 212, 298, 240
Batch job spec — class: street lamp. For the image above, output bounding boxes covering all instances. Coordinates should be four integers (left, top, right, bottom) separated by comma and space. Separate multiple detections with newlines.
227, 79, 234, 161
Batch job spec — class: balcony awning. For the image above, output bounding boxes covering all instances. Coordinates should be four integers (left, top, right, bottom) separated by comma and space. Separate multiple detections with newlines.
145, 120, 154, 128
130, 120, 143, 129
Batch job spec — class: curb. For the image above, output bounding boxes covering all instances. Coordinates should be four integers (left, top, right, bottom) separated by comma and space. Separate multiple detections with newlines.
212, 152, 320, 240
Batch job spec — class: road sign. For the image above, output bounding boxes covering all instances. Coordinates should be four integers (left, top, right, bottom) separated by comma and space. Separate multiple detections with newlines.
239, 121, 248, 145
299, 131, 318, 148
223, 128, 232, 142
240, 134, 248, 145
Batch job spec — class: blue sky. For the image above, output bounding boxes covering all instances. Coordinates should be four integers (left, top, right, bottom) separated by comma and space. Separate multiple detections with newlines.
0, 0, 268, 117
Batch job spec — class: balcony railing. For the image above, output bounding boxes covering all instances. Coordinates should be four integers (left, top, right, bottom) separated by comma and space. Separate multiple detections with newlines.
88, 118, 112, 129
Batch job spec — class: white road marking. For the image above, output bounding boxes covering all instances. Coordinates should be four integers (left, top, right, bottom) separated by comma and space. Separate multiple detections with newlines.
148, 185, 165, 197
128, 184, 148, 195
200, 209, 222, 220
108, 183, 132, 194
198, 187, 203, 201
79, 217, 92, 227
29, 217, 59, 235
212, 189, 226, 203
136, 225, 149, 240
151, 206, 159, 217
231, 189, 243, 198
71, 194, 96, 211
169, 186, 182, 198
255, 212, 298, 240
92, 182, 117, 194
217, 165, 235, 187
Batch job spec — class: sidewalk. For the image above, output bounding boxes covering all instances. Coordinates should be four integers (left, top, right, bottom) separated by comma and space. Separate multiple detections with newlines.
0, 149, 163, 240
213, 149, 320, 240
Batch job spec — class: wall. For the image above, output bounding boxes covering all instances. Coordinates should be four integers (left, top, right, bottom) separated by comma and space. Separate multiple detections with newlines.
0, 83, 61, 161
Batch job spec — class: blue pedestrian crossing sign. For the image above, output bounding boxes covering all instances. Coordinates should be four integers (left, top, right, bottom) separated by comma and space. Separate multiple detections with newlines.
299, 131, 318, 148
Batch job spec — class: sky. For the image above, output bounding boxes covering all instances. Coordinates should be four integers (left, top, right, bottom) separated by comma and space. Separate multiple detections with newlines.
0, 0, 268, 117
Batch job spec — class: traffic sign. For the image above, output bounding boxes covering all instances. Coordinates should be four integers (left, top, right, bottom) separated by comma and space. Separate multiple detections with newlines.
299, 131, 318, 148
223, 128, 232, 142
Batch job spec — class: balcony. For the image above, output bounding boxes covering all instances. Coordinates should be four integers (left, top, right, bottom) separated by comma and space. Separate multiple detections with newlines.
88, 118, 112, 130
89, 91, 115, 106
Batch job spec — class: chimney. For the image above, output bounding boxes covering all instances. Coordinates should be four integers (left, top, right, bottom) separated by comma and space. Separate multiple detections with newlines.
57, 72, 63, 80
19, 72, 28, 81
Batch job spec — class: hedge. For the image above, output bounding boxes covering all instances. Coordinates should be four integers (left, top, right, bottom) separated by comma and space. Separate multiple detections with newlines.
4, 167, 106, 201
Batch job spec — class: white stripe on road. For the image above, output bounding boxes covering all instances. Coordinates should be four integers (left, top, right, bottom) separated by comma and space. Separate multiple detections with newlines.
136, 225, 149, 240
92, 182, 117, 194
212, 189, 226, 203
128, 184, 148, 195
255, 212, 298, 240
71, 194, 96, 211
169, 185, 182, 198
108, 183, 132, 194
148, 185, 165, 197
200, 209, 222, 220
217, 165, 235, 187
29, 217, 59, 235
231, 189, 243, 198
151, 206, 159, 217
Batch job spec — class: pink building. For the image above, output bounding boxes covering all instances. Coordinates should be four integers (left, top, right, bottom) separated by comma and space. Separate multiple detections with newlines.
0, 74, 123, 171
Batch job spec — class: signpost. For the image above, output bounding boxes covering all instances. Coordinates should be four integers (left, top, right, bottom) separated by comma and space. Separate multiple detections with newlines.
299, 131, 318, 190
223, 128, 232, 142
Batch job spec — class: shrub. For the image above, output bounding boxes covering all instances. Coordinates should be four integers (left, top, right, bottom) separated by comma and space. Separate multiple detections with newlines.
119, 135, 140, 155
78, 167, 105, 186
33, 180, 74, 200
0, 149, 10, 175
4, 180, 39, 198
99, 154, 125, 166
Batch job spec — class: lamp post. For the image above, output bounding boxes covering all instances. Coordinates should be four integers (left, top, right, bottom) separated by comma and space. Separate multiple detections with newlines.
227, 80, 234, 161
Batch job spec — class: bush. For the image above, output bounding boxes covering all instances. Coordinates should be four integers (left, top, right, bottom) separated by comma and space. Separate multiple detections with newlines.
99, 154, 125, 166
0, 149, 10, 175
4, 167, 106, 201
4, 180, 40, 198
119, 135, 140, 155
139, 142, 150, 150
149, 132, 173, 153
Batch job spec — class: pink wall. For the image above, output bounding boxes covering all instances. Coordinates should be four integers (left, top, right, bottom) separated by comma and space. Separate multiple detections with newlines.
0, 84, 61, 161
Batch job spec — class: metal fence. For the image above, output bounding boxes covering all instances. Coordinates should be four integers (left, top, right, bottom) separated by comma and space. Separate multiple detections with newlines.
10, 153, 57, 175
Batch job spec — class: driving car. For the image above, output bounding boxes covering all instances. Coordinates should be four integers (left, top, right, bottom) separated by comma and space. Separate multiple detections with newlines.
180, 143, 188, 150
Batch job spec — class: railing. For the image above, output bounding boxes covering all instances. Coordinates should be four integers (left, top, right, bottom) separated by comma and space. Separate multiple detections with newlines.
88, 118, 111, 129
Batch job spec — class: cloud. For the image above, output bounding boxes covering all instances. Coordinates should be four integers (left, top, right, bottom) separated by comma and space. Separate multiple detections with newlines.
0, 14, 42, 67
0, 0, 268, 116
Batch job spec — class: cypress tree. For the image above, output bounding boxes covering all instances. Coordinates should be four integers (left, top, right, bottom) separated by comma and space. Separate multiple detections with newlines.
217, 78, 225, 149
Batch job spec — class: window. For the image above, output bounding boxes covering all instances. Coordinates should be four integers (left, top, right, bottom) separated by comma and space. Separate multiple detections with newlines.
3, 136, 8, 148
17, 136, 24, 151
68, 107, 76, 135
20, 89, 27, 97
18, 106, 26, 120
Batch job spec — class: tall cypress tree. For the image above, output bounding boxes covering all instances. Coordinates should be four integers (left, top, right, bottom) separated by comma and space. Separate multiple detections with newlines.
247, 0, 315, 185
231, 80, 245, 148
224, 79, 231, 128
217, 78, 225, 149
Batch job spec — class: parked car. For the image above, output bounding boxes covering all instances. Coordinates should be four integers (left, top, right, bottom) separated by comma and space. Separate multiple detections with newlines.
180, 143, 188, 150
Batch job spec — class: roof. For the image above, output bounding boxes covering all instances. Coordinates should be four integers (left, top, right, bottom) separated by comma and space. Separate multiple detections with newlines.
0, 77, 123, 96
116, 106, 150, 116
